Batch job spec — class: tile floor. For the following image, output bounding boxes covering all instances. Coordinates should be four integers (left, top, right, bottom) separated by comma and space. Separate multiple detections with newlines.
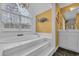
53, 47, 79, 56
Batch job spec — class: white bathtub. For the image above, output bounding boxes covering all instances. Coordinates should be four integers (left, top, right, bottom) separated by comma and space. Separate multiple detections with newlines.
0, 34, 39, 43
0, 32, 52, 56
0, 31, 39, 43
0, 32, 42, 56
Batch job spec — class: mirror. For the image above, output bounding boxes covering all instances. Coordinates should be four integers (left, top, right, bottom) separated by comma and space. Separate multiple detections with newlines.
38, 17, 48, 23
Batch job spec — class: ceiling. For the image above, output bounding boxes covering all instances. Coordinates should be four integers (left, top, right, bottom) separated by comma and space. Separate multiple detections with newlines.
58, 3, 79, 21
63, 6, 79, 21
58, 3, 72, 8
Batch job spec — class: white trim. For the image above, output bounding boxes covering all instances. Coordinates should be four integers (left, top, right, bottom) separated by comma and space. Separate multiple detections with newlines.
48, 47, 58, 56
24, 42, 49, 56
1, 37, 45, 50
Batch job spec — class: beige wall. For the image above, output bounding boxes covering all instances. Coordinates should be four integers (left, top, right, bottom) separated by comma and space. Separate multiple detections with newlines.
28, 3, 52, 32
36, 9, 52, 33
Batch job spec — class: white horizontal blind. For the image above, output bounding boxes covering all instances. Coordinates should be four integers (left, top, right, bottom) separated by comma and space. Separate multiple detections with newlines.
0, 3, 32, 32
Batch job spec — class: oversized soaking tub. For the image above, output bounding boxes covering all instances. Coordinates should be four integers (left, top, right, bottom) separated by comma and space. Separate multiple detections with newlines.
0, 31, 51, 56
0, 31, 40, 55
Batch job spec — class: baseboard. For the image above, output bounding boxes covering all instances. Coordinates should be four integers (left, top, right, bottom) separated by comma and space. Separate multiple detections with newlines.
59, 46, 79, 53
48, 46, 59, 56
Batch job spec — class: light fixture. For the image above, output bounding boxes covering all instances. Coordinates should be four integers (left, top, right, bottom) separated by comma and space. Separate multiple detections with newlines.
70, 7, 79, 11
70, 8, 75, 11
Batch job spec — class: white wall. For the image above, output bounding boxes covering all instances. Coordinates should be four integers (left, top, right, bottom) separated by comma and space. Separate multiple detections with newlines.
29, 3, 52, 16
59, 30, 79, 52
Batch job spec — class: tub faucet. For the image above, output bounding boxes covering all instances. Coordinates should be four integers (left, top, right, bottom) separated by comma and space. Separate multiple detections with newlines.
17, 34, 23, 36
